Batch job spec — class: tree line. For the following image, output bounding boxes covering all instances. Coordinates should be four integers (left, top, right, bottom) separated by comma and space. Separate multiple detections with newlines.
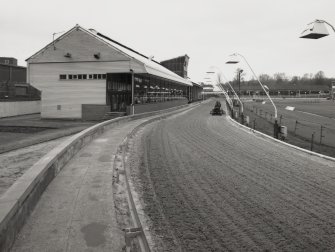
232, 69, 332, 88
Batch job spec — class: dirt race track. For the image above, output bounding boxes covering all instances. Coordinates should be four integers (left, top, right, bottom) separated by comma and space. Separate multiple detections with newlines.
129, 99, 335, 251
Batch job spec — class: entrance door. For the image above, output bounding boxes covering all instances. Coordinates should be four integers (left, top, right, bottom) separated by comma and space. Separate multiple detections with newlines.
110, 92, 131, 112
107, 73, 132, 112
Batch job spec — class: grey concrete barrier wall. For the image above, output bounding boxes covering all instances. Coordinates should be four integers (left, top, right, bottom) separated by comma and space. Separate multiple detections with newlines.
0, 101, 199, 252
0, 101, 41, 118
134, 99, 188, 114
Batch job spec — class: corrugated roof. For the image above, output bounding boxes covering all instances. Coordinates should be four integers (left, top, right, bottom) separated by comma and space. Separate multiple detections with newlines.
85, 27, 192, 86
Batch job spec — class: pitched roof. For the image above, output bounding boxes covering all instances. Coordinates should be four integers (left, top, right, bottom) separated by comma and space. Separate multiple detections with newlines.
27, 25, 192, 86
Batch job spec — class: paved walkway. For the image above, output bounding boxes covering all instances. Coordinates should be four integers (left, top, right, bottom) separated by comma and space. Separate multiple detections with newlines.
11, 118, 149, 252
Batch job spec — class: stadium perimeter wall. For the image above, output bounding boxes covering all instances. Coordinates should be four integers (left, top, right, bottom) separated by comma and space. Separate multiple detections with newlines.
0, 101, 41, 118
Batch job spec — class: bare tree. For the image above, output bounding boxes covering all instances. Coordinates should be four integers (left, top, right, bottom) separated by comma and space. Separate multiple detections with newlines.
259, 74, 271, 82
273, 72, 288, 83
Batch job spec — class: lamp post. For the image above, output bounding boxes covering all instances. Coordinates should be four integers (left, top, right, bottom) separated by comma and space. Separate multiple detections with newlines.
207, 68, 244, 123
300, 19, 335, 39
130, 69, 135, 115
216, 83, 234, 116
237, 69, 244, 96
226, 53, 279, 138
300, 19, 334, 101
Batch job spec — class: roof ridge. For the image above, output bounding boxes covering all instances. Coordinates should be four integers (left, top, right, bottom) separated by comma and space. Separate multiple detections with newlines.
95, 32, 163, 66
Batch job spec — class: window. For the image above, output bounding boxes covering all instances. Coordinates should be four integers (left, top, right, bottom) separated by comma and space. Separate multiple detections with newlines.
4, 60, 9, 64
57, 105, 61, 110
59, 73, 105, 81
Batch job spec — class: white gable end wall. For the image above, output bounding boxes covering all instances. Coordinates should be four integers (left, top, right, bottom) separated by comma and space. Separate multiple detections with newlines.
27, 26, 146, 119
28, 28, 130, 63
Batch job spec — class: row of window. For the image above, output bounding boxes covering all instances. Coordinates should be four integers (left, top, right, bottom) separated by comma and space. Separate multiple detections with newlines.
59, 74, 107, 80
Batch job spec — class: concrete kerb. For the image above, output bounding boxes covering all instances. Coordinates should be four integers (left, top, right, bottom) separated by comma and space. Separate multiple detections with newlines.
226, 114, 335, 163
0, 101, 202, 252
118, 105, 203, 252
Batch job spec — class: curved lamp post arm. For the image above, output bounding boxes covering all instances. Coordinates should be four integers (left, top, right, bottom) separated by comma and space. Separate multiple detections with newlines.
226, 81, 243, 113
314, 19, 335, 32
216, 84, 233, 108
231, 53, 277, 119
208, 67, 243, 113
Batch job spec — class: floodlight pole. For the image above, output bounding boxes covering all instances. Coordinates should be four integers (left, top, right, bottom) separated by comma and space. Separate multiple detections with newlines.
130, 69, 135, 115
229, 53, 277, 119
207, 67, 245, 123
206, 68, 243, 112
226, 81, 243, 113
217, 83, 232, 106
216, 83, 234, 117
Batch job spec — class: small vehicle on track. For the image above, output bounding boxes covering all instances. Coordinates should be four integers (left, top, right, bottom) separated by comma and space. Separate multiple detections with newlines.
210, 101, 224, 116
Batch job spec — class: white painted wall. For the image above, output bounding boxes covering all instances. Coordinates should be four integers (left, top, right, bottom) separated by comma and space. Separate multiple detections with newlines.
27, 27, 146, 119
29, 61, 144, 119
0, 101, 41, 118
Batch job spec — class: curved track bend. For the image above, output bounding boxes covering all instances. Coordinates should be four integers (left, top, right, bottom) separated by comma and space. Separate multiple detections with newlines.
130, 100, 335, 251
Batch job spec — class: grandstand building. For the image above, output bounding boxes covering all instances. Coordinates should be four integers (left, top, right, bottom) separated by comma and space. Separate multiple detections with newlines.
26, 25, 202, 120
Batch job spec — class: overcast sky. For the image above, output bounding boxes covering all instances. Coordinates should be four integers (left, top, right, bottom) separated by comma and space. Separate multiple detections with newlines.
2, 0, 335, 83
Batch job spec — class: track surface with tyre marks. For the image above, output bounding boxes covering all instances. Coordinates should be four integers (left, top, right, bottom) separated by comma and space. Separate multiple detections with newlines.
130, 100, 335, 251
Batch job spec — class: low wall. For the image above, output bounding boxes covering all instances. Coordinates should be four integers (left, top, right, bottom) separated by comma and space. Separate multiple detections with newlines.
133, 99, 188, 114
82, 104, 110, 121
0, 101, 199, 252
0, 101, 40, 118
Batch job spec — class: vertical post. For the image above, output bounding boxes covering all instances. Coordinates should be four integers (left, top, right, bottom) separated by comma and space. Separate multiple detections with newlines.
319, 125, 324, 146
279, 115, 283, 124
130, 69, 135, 115
294, 120, 298, 136
274, 119, 279, 139
253, 119, 256, 130
238, 72, 241, 96
311, 132, 315, 151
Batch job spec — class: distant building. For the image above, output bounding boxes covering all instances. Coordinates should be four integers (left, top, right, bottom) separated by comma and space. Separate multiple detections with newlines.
0, 58, 26, 83
161, 55, 190, 78
0, 57, 18, 66
0, 58, 40, 100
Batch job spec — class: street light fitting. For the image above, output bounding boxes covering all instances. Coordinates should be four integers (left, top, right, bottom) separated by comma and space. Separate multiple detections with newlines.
225, 53, 278, 119
300, 19, 335, 39
226, 54, 240, 64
